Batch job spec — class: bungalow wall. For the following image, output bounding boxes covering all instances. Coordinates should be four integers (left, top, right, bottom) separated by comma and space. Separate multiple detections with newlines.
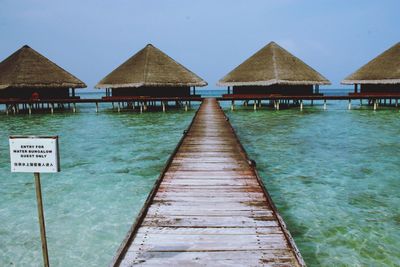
360, 84, 400, 93
112, 86, 190, 97
233, 85, 314, 95
0, 88, 70, 99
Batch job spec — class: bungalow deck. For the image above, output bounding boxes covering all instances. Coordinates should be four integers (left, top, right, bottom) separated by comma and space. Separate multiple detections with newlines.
110, 98, 304, 267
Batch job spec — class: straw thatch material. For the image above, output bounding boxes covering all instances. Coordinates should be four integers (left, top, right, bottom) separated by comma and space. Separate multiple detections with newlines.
96, 44, 207, 88
217, 42, 330, 87
342, 42, 400, 84
0, 45, 86, 90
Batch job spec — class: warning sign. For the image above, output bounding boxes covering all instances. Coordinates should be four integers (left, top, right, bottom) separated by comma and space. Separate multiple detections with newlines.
9, 136, 60, 173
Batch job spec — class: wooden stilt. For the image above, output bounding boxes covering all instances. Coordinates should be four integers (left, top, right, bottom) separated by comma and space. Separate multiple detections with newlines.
300, 100, 303, 111
253, 100, 257, 111
185, 101, 188, 111
373, 100, 377, 111
276, 100, 280, 110
162, 101, 166, 112
95, 102, 99, 113
51, 103, 54, 114
28, 104, 32, 115
348, 99, 352, 110
117, 102, 121, 112
396, 99, 398, 107
323, 99, 327, 110
73, 103, 76, 113
231, 100, 234, 111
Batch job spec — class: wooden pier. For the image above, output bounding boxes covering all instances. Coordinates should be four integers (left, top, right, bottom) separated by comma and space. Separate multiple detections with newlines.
111, 98, 305, 266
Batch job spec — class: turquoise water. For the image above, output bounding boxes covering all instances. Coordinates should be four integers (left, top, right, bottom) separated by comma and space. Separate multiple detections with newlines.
0, 91, 399, 266
226, 100, 400, 266
0, 98, 197, 266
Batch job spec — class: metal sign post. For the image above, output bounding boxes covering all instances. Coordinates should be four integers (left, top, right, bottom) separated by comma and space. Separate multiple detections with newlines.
9, 136, 60, 267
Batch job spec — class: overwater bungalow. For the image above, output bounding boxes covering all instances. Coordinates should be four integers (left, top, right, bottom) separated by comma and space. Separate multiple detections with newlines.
95, 44, 207, 98
218, 42, 330, 97
0, 45, 86, 100
342, 42, 400, 95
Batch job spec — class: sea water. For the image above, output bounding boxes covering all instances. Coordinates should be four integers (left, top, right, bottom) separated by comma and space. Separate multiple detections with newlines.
0, 94, 197, 266
0, 90, 399, 266
226, 97, 400, 266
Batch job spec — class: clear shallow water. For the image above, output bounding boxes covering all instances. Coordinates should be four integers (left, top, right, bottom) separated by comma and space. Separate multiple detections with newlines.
226, 100, 400, 266
0, 100, 197, 266
0, 91, 399, 266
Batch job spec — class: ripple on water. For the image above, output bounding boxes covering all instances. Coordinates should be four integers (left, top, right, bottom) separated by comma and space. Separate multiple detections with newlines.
227, 100, 400, 266
0, 103, 196, 267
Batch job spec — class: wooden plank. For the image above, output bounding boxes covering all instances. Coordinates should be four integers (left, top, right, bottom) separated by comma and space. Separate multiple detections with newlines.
112, 98, 304, 267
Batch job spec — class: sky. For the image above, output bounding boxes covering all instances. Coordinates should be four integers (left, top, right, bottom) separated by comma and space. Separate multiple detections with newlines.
0, 0, 399, 91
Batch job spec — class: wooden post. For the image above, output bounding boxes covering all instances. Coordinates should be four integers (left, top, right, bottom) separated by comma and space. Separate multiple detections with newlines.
140, 102, 143, 113
231, 100, 234, 111
95, 102, 99, 113
373, 100, 377, 111
258, 100, 262, 108
348, 99, 351, 110
34, 173, 50, 267
50, 103, 54, 114
323, 99, 327, 110
276, 100, 280, 110
72, 103, 76, 113
300, 100, 303, 111
185, 101, 188, 111
253, 100, 257, 111
28, 104, 32, 115
162, 101, 166, 112
396, 99, 398, 107
117, 102, 121, 112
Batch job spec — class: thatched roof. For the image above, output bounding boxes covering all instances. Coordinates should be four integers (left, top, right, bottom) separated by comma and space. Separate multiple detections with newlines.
0, 45, 86, 90
96, 44, 207, 88
342, 42, 400, 85
218, 42, 330, 87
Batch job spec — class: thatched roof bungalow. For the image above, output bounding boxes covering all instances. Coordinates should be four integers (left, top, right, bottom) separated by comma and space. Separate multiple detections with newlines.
0, 45, 86, 100
218, 42, 330, 96
342, 42, 400, 94
96, 44, 207, 97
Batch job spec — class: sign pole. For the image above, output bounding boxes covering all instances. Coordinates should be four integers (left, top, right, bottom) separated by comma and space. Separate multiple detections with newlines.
34, 172, 50, 267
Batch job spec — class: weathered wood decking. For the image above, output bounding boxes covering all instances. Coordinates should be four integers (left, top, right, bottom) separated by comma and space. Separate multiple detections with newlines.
112, 98, 305, 267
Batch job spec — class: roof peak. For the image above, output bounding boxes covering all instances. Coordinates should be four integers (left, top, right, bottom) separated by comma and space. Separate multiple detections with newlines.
22, 45, 31, 49
217, 41, 331, 86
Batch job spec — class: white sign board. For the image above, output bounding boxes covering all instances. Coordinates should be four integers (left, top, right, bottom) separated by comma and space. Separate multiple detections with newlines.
9, 136, 60, 173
